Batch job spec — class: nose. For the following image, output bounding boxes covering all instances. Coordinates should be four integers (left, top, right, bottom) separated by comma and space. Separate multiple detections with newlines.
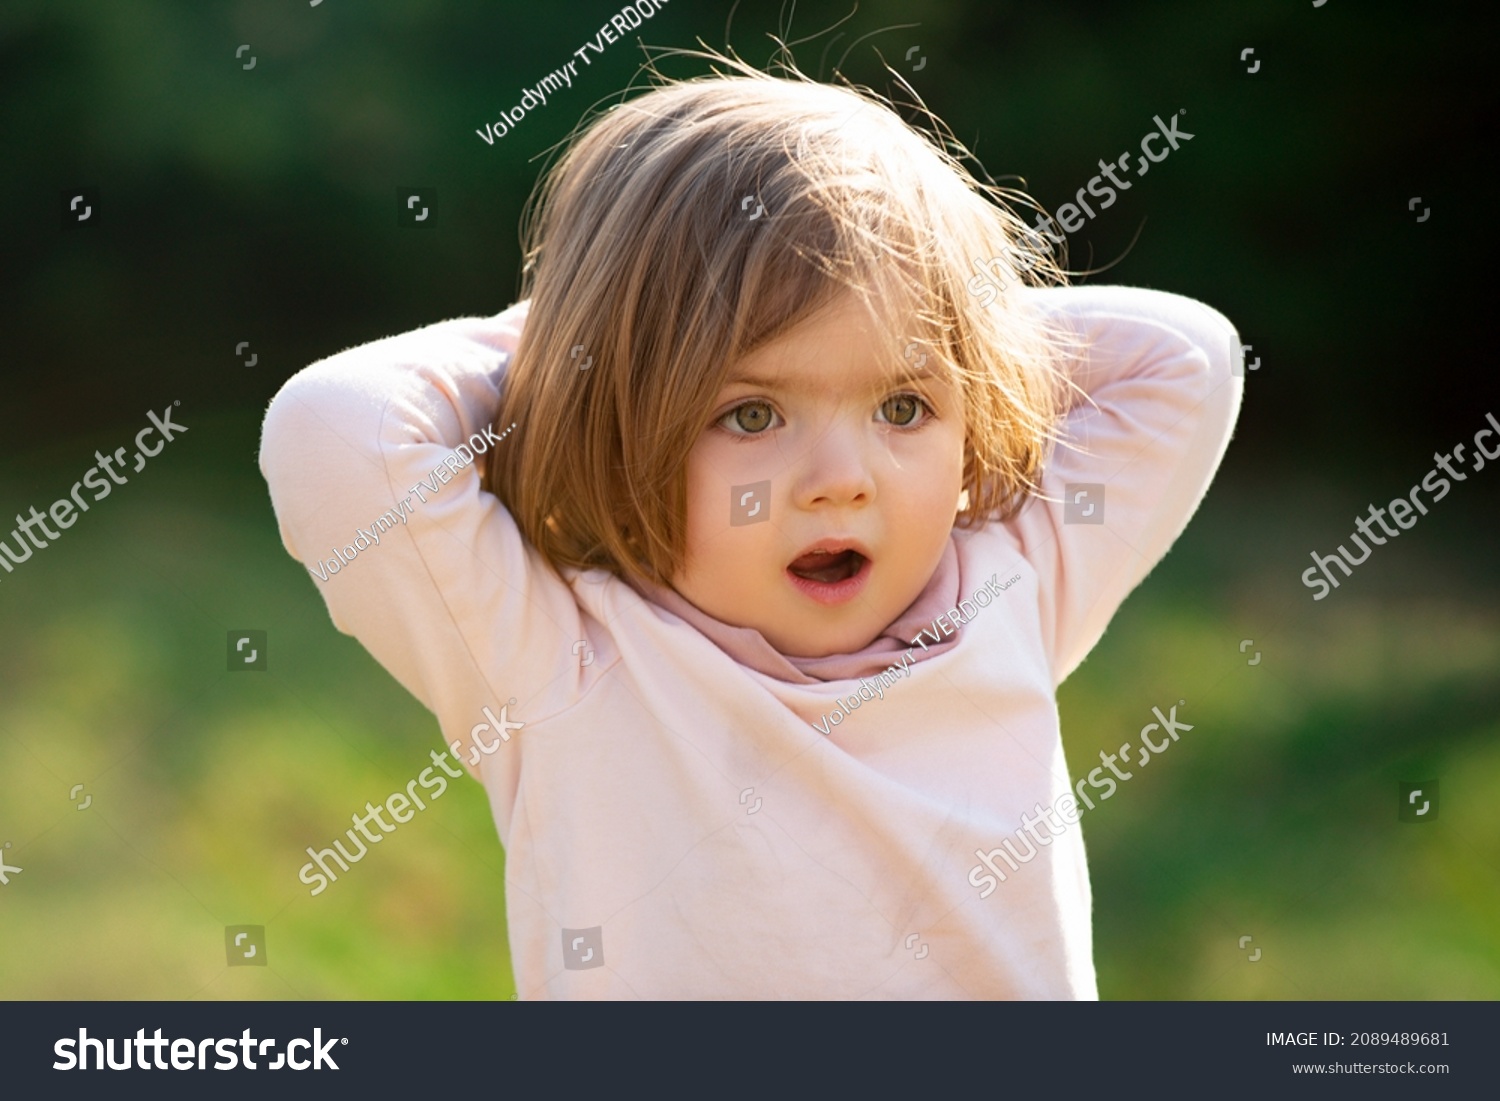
791, 416, 876, 510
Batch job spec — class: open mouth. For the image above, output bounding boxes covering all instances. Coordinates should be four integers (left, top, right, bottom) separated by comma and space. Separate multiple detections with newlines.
787, 547, 867, 584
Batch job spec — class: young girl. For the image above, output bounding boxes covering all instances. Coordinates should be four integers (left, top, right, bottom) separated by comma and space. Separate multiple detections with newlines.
260, 57, 1242, 999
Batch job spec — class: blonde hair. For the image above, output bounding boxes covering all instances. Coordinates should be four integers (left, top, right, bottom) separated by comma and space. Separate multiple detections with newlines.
485, 47, 1074, 589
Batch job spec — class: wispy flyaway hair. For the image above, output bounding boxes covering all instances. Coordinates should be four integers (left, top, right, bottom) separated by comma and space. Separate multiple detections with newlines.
486, 47, 1074, 588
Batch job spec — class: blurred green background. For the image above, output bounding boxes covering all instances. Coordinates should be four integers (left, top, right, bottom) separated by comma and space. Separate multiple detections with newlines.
1, 0, 1496, 999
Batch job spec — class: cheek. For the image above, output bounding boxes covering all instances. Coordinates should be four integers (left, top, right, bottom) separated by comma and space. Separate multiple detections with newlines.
917, 424, 967, 515
681, 444, 726, 559
922, 420, 967, 484
679, 471, 706, 549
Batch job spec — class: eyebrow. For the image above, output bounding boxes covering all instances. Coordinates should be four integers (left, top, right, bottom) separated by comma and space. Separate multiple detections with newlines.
724, 364, 939, 392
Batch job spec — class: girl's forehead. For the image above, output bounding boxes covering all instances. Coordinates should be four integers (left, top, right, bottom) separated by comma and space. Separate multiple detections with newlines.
725, 297, 948, 394
763, 285, 921, 344
733, 293, 877, 360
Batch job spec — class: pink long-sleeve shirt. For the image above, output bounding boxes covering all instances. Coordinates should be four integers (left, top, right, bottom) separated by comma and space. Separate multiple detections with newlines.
258, 285, 1242, 999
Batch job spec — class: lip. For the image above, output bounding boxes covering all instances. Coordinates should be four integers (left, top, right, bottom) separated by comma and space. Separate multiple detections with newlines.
788, 536, 874, 564
785, 537, 873, 607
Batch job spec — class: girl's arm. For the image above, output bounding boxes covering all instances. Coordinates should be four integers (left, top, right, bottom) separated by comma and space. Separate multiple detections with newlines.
1006, 285, 1244, 684
258, 299, 585, 781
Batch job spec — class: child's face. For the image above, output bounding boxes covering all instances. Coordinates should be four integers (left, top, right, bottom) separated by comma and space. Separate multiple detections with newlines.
674, 292, 966, 658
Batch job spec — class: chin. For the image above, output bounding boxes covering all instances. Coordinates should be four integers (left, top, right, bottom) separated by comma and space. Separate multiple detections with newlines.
776, 622, 881, 659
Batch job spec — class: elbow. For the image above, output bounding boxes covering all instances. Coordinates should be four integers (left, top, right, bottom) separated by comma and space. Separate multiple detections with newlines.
1170, 300, 1244, 418
1194, 302, 1244, 388
258, 369, 344, 489
1167, 301, 1244, 447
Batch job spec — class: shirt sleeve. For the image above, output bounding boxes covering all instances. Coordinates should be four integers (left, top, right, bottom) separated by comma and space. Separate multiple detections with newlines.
1006, 284, 1244, 684
257, 299, 585, 785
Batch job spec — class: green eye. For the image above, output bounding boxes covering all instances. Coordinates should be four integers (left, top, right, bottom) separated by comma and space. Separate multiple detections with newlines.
880, 394, 923, 426
726, 401, 774, 433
